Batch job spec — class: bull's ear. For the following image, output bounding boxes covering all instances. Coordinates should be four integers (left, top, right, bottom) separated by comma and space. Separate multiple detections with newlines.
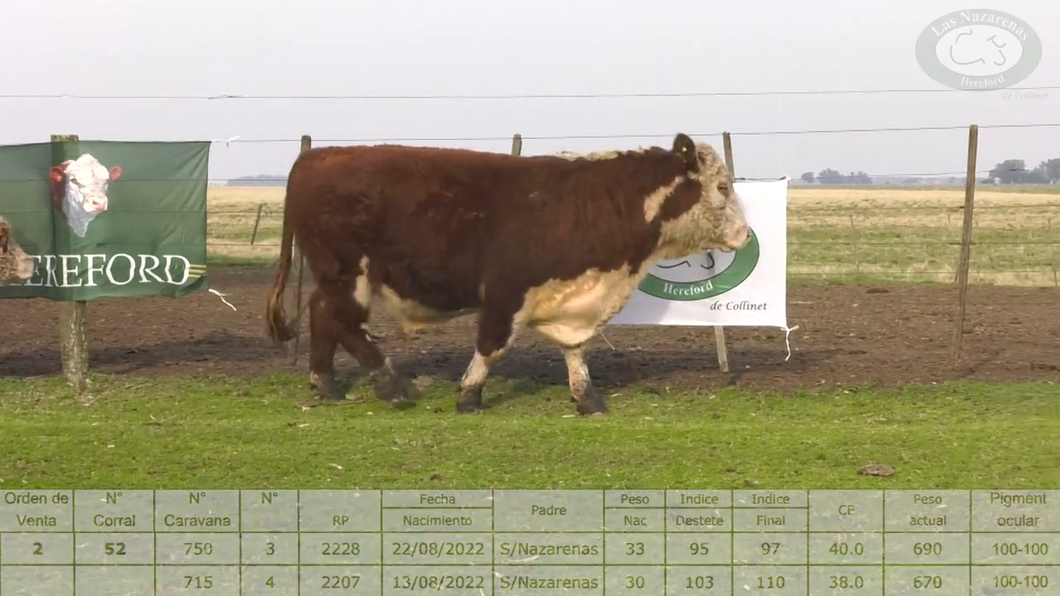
672, 133, 699, 173
49, 166, 65, 182
108, 166, 122, 181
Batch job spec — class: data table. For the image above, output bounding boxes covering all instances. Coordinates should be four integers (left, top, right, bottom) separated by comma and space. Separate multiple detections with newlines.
0, 489, 1058, 595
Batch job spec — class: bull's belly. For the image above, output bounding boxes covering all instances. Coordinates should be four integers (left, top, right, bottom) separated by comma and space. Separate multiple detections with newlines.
519, 267, 642, 348
374, 285, 478, 334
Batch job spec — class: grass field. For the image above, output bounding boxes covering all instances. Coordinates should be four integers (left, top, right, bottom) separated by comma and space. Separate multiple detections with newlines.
1, 375, 1057, 489
206, 184, 1060, 287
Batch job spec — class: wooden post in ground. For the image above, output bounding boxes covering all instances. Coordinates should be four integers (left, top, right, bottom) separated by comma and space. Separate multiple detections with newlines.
950, 124, 979, 362
292, 135, 311, 364
51, 134, 89, 392
511, 133, 522, 156
711, 132, 735, 374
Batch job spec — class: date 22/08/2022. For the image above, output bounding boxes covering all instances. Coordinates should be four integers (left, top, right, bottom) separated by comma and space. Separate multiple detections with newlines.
0, 489, 1057, 594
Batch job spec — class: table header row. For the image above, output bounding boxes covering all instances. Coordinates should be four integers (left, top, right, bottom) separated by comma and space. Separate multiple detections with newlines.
1, 490, 1056, 533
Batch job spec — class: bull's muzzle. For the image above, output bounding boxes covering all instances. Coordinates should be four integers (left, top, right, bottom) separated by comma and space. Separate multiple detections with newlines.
719, 224, 751, 252
15, 254, 35, 281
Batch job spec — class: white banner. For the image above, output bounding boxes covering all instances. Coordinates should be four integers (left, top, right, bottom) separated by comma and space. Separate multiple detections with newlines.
610, 177, 790, 332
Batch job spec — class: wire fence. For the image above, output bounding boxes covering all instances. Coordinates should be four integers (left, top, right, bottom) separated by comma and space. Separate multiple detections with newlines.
192, 122, 1060, 289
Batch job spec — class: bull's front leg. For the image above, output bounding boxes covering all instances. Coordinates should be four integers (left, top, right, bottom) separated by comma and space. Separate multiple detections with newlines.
563, 344, 607, 415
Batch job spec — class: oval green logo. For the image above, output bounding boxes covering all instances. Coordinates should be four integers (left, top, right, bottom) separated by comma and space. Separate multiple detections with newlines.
638, 228, 761, 301
915, 9, 1042, 91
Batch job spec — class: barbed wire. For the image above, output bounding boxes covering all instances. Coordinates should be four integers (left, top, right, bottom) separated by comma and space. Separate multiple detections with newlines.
1, 86, 1057, 101
206, 122, 1060, 144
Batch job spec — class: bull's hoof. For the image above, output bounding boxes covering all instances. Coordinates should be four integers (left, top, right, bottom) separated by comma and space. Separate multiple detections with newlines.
310, 373, 345, 401
575, 387, 608, 415
372, 372, 420, 403
456, 387, 484, 413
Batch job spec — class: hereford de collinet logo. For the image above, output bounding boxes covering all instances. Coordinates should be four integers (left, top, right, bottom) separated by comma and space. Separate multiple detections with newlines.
638, 228, 761, 301
915, 9, 1042, 91
49, 153, 122, 238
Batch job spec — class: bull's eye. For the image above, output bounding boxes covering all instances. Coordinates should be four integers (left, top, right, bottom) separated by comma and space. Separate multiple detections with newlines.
717, 182, 730, 194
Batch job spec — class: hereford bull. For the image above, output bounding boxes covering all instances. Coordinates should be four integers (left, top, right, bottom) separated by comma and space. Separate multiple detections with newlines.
265, 133, 750, 414
49, 153, 123, 238
0, 215, 35, 286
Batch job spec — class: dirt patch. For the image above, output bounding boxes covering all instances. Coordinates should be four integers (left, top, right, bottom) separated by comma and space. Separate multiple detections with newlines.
1, 268, 1056, 395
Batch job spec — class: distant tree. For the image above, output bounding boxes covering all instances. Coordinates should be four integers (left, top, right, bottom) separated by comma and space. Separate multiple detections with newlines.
817, 168, 843, 184
989, 159, 1027, 184
800, 171, 815, 184
1038, 158, 1060, 183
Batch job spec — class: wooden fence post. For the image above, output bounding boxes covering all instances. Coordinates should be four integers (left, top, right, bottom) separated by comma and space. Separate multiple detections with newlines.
511, 133, 522, 156
950, 124, 979, 362
51, 134, 89, 392
292, 135, 312, 364
712, 132, 735, 374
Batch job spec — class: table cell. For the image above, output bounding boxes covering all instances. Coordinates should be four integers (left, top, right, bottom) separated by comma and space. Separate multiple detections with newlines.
493, 489, 602, 532
884, 490, 969, 532
605, 490, 665, 508
154, 490, 239, 534
0, 490, 73, 532
972, 565, 1060, 595
303, 565, 381, 595
240, 490, 299, 532
241, 565, 298, 595
664, 533, 733, 565
1, 565, 73, 595
383, 507, 492, 532
1, 532, 73, 564
494, 532, 603, 565
298, 490, 381, 532
75, 565, 154, 595
884, 531, 970, 565
808, 490, 883, 532
299, 532, 381, 565
491, 565, 600, 595
604, 532, 665, 565
972, 532, 1060, 565
382, 490, 492, 509
155, 564, 240, 595
807, 565, 882, 596
734, 508, 807, 532
971, 490, 1060, 532
808, 531, 884, 565
733, 565, 807, 596
734, 531, 807, 565
734, 490, 808, 509
606, 508, 665, 532
667, 508, 731, 532
155, 532, 240, 565
883, 565, 969, 596
383, 532, 491, 565
74, 490, 154, 533
75, 532, 154, 565
241, 532, 299, 565
664, 565, 732, 595
667, 490, 731, 509
606, 565, 665, 595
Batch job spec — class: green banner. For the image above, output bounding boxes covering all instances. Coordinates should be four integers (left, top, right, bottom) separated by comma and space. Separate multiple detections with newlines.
0, 140, 210, 301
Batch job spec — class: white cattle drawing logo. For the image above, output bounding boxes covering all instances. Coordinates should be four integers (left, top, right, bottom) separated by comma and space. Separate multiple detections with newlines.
49, 153, 122, 238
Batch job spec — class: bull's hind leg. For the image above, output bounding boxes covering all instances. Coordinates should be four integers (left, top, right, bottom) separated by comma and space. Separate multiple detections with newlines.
307, 287, 345, 400
457, 298, 523, 413
562, 343, 607, 415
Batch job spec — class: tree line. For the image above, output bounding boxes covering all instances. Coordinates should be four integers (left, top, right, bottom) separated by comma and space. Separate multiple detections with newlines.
799, 158, 1060, 185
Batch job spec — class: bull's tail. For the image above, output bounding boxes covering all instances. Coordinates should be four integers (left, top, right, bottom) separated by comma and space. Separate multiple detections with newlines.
265, 170, 299, 344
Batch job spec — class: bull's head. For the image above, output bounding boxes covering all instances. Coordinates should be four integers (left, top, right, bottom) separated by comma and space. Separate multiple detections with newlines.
0, 216, 35, 285
655, 133, 751, 255
49, 153, 122, 238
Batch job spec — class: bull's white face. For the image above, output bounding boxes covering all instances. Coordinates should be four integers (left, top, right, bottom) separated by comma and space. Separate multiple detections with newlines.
0, 220, 35, 285
663, 143, 751, 254
50, 154, 122, 238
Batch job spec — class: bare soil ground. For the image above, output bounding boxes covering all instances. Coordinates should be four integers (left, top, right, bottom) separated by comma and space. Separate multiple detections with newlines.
1, 268, 1057, 394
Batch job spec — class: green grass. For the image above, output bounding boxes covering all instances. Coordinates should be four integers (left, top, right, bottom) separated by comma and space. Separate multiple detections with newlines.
2, 375, 1056, 490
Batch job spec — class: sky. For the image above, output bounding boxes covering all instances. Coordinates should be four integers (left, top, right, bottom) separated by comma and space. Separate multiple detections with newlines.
2, 0, 1057, 181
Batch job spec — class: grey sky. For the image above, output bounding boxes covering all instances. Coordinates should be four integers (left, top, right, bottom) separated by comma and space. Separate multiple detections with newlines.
4, 0, 1057, 181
